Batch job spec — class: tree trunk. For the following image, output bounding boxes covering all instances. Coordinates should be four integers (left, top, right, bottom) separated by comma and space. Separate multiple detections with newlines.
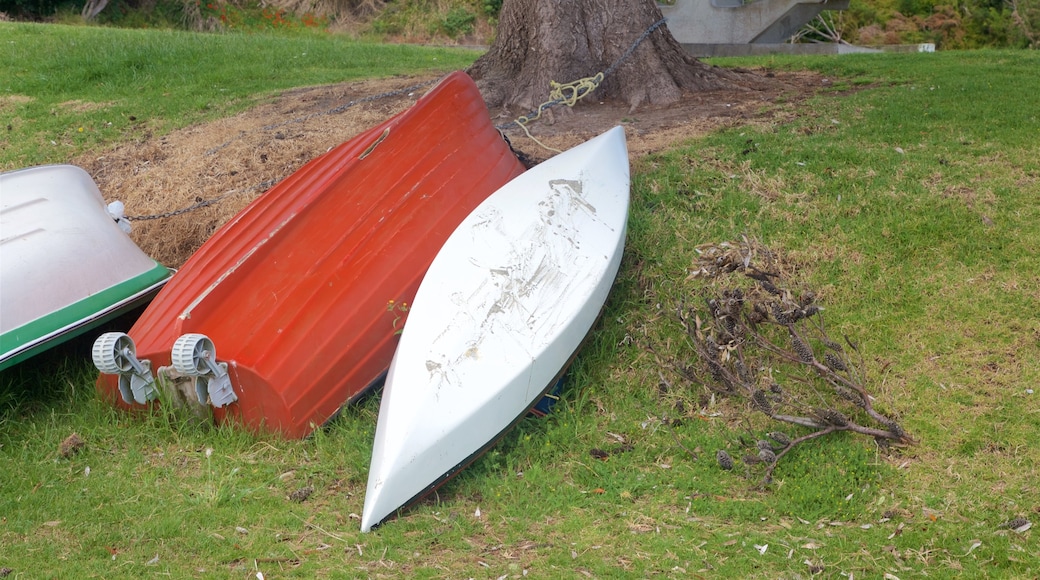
81, 0, 109, 20
468, 0, 746, 112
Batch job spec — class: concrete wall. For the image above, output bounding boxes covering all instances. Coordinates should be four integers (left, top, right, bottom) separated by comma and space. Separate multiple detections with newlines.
658, 0, 850, 45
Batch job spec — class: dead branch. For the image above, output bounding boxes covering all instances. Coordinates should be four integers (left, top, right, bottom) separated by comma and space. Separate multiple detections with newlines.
650, 237, 913, 486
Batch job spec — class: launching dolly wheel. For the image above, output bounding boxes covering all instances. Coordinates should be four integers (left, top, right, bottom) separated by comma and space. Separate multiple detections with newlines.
171, 333, 238, 408
92, 332, 158, 404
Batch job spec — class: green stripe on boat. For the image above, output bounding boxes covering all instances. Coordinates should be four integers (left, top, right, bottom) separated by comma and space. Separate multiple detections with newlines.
0, 263, 170, 371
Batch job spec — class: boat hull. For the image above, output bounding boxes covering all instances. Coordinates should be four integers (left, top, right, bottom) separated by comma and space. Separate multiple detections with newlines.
1, 165, 170, 371
362, 126, 630, 531
94, 71, 527, 438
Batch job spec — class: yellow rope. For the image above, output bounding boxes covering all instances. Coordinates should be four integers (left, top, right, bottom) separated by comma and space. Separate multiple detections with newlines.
549, 72, 604, 107
513, 72, 605, 153
517, 121, 562, 154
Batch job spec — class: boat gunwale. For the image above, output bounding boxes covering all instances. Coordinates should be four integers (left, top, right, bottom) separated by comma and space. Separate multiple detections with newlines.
0, 267, 171, 370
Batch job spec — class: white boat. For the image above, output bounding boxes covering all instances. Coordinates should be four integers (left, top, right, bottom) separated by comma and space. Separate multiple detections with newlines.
0, 165, 170, 371
361, 126, 630, 532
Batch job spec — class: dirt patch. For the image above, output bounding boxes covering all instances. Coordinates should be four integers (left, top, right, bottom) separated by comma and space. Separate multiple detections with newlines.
59, 100, 116, 113
0, 94, 34, 110
73, 69, 827, 268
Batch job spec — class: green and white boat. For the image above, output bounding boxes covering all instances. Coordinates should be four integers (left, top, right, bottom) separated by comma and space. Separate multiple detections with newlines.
1, 165, 171, 372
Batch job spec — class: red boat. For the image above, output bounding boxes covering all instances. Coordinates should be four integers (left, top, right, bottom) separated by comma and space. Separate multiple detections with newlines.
93, 72, 527, 438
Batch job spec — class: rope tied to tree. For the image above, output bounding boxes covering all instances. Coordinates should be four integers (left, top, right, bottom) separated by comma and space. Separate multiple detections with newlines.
514, 72, 605, 126
511, 72, 607, 153
500, 16, 669, 137
550, 73, 604, 106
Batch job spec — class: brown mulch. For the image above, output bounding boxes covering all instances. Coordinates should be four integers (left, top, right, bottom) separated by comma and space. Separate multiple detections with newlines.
72, 70, 828, 268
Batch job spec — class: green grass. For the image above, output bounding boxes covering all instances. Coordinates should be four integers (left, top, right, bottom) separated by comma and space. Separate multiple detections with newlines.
0, 22, 480, 169
2, 23, 1040, 577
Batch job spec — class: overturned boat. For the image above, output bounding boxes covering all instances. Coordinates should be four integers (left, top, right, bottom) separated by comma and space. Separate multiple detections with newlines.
362, 126, 630, 531
1, 165, 170, 372
93, 71, 527, 437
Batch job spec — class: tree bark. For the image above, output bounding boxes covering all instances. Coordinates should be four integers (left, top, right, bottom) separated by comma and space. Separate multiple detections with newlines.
468, 0, 747, 111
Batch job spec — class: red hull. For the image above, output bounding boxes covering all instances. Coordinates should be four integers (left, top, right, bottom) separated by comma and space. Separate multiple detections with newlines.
96, 72, 526, 437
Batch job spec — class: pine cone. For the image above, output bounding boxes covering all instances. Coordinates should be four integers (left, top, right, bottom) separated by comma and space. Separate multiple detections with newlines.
289, 485, 314, 503
772, 303, 794, 324
1002, 517, 1031, 531
790, 330, 815, 363
758, 448, 777, 464
767, 431, 791, 447
835, 385, 865, 407
760, 279, 781, 296
716, 450, 734, 470
883, 418, 907, 439
815, 408, 849, 426
704, 336, 720, 359
706, 298, 721, 317
707, 359, 725, 383
751, 389, 773, 415
824, 352, 848, 372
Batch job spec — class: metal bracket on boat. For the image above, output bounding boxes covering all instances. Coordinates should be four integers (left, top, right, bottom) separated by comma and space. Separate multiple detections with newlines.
92, 332, 158, 404
171, 333, 238, 408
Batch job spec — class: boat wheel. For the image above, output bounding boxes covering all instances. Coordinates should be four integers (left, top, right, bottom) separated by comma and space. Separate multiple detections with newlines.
171, 333, 217, 377
92, 332, 157, 405
170, 333, 238, 408
92, 332, 138, 375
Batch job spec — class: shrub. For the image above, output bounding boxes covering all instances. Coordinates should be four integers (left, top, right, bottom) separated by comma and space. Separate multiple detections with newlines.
438, 6, 474, 38
481, 0, 501, 16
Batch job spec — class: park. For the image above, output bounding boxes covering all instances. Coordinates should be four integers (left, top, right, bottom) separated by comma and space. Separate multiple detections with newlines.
0, 1, 1038, 576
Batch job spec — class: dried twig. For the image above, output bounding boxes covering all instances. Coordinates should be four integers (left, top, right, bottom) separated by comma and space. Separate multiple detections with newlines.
651, 238, 913, 485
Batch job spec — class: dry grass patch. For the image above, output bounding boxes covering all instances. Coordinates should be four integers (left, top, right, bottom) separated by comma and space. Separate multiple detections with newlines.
75, 77, 427, 267
0, 94, 33, 109
58, 99, 116, 113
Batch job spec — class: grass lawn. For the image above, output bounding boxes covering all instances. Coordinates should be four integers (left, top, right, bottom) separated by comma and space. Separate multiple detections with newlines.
2, 23, 1039, 578
0, 22, 479, 169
